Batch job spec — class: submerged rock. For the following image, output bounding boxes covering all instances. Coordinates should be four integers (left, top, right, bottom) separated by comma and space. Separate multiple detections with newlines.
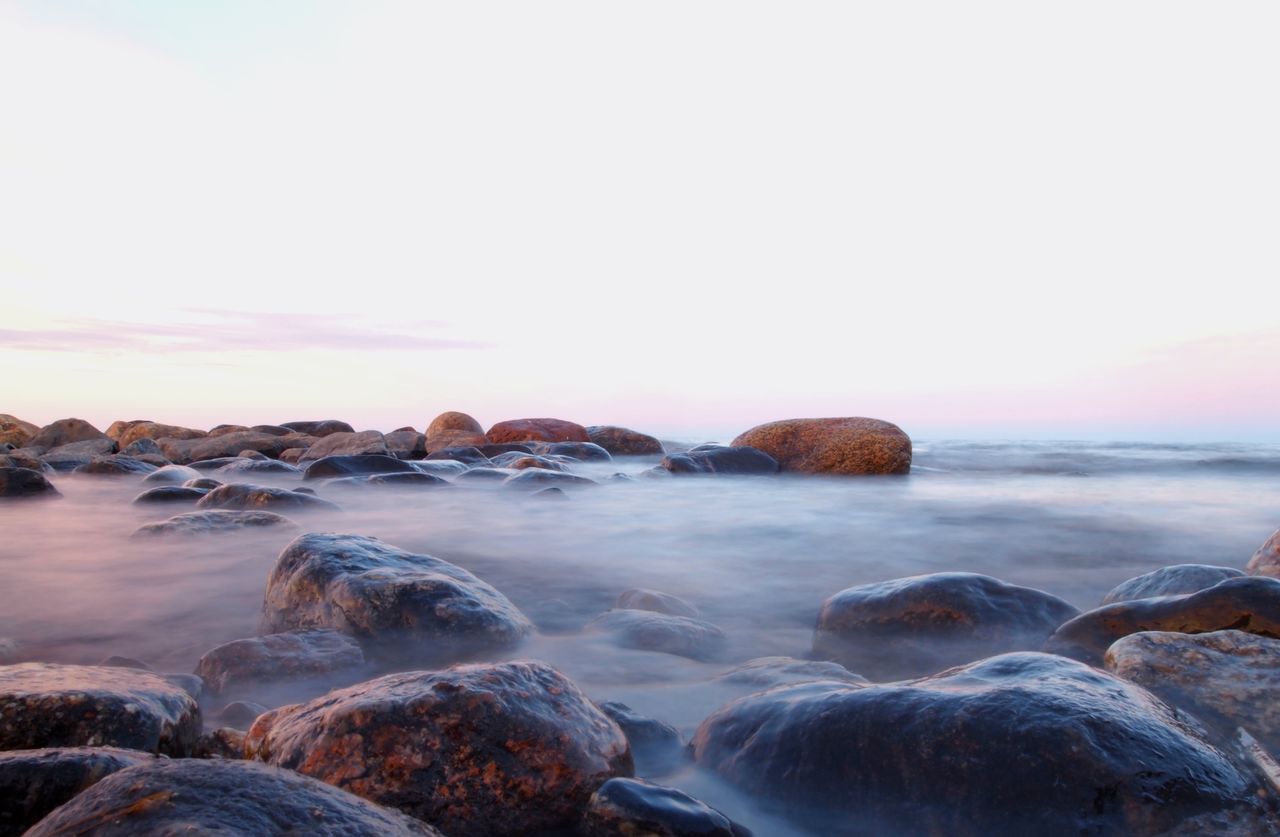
0, 747, 155, 837
411, 459, 469, 477
24, 758, 443, 837
163, 431, 306, 464
660, 445, 779, 476
732, 417, 912, 476
72, 455, 157, 477
1102, 564, 1246, 604
487, 417, 591, 444
327, 472, 452, 489
1247, 528, 1280, 578
215, 459, 303, 476
195, 483, 340, 512
182, 477, 222, 490
616, 588, 700, 619
427, 445, 491, 464
302, 453, 420, 480
582, 778, 750, 837
132, 486, 208, 505
132, 510, 299, 537
0, 467, 59, 499
587, 425, 665, 456
219, 701, 269, 729
455, 466, 516, 483
141, 463, 201, 484
530, 441, 613, 462
813, 572, 1079, 680
715, 656, 869, 689
303, 430, 390, 460
245, 661, 631, 837
598, 702, 684, 776
692, 652, 1272, 835
0, 663, 200, 755
586, 610, 727, 661
279, 419, 355, 437
195, 629, 364, 696
1046, 576, 1280, 665
503, 468, 598, 490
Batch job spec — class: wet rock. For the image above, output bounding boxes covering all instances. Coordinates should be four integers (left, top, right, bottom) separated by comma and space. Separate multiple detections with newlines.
28, 418, 110, 451
411, 459, 469, 477
1246, 527, 1280, 578
385, 429, 427, 459
582, 778, 749, 837
142, 463, 202, 484
117, 437, 164, 457
692, 652, 1272, 836
218, 701, 269, 729
586, 610, 727, 661
328, 472, 452, 489
260, 533, 533, 657
426, 410, 483, 437
0, 747, 155, 837
455, 466, 517, 482
715, 657, 870, 689
0, 467, 60, 499
0, 415, 38, 448
132, 510, 299, 537
195, 629, 365, 696
598, 703, 684, 775
216, 458, 303, 476
207, 423, 250, 436
236, 449, 270, 460
40, 438, 116, 471
504, 468, 598, 490
530, 441, 613, 461
427, 445, 491, 464
98, 656, 151, 670
116, 421, 206, 449
1045, 576, 1280, 665
617, 588, 700, 619
72, 455, 158, 477
494, 452, 568, 470
196, 483, 340, 512
280, 419, 355, 437
0, 663, 200, 755
0, 450, 46, 472
182, 477, 222, 490
477, 443, 533, 457
1103, 564, 1246, 604
303, 453, 420, 480
533, 486, 568, 499
814, 572, 1080, 680
160, 673, 203, 700
587, 425, 665, 456
245, 661, 631, 836
732, 417, 912, 476
279, 446, 306, 464
24, 759, 444, 837
660, 446, 779, 476
250, 424, 294, 437
303, 430, 390, 459
188, 456, 247, 470
424, 429, 488, 452
163, 431, 308, 465
193, 727, 246, 759
487, 417, 591, 444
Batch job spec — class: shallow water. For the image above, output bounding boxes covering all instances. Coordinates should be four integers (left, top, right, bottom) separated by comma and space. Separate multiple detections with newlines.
3, 439, 1279, 833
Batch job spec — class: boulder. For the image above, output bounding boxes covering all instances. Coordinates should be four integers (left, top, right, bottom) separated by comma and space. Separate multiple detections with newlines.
1246, 527, 1280, 577
118, 437, 164, 457
0, 415, 39, 448
260, 533, 533, 658
426, 410, 483, 437
132, 510, 299, 537
327, 472, 451, 489
582, 778, 749, 837
142, 464, 202, 484
1045, 576, 1280, 665
302, 453, 420, 480
0, 451, 46, 472
195, 483, 340, 512
245, 661, 631, 836
487, 417, 591, 444
195, 629, 364, 696
586, 610, 727, 661
116, 422, 206, 449
456, 466, 516, 482
427, 445, 491, 464
597, 702, 684, 775
72, 456, 157, 477
504, 469, 598, 490
219, 701, 269, 729
28, 418, 110, 451
24, 759, 444, 837
692, 652, 1272, 835
660, 445, 779, 476
215, 459, 303, 476
207, 424, 250, 437
529, 441, 613, 462
302, 430, 390, 460
814, 572, 1080, 680
587, 425, 665, 456
194, 727, 246, 760
495, 453, 568, 471
411, 459, 468, 477
183, 477, 222, 490
132, 486, 208, 505
732, 417, 912, 476
250, 424, 294, 437
105, 419, 147, 440
424, 429, 487, 452
1102, 564, 1246, 604
384, 429, 426, 459
40, 438, 116, 470
162, 431, 308, 464
715, 657, 869, 689
0, 747, 155, 837
0, 663, 200, 755
616, 589, 700, 619
0, 467, 59, 499
279, 420, 355, 437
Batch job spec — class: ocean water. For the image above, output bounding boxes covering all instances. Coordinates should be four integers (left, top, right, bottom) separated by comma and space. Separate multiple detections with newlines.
2, 439, 1279, 833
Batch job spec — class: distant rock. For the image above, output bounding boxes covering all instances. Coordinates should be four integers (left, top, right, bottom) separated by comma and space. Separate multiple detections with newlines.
597, 702, 684, 776
1102, 564, 1246, 604
249, 424, 294, 437
162, 431, 309, 464
116, 422, 206, 449
411, 459, 468, 477
504, 469, 598, 490
207, 424, 250, 436
426, 410, 483, 437
0, 747, 155, 837
142, 464, 202, 484
195, 629, 364, 696
302, 454, 421, 480
28, 418, 110, 451
0, 467, 60, 499
715, 657, 869, 689
384, 429, 426, 459
529, 441, 613, 462
582, 778, 750, 837
279, 420, 355, 437
0, 414, 39, 448
493, 452, 568, 471
215, 459, 303, 476
587, 425, 665, 456
586, 610, 726, 661
424, 429, 488, 452
732, 417, 912, 476
195, 483, 340, 512
131, 486, 208, 505
40, 438, 117, 470
659, 445, 779, 476
302, 430, 389, 460
132, 510, 298, 537
1246, 527, 1280, 578
487, 417, 591, 444
72, 456, 158, 477
616, 589, 700, 619
118, 437, 164, 458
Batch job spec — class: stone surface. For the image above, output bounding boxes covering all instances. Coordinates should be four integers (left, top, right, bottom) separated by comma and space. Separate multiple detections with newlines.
455, 466, 516, 482
1045, 576, 1280, 665
72, 456, 158, 477
132, 510, 299, 537
529, 441, 613, 462
0, 415, 38, 448
1247, 528, 1280, 578
598, 702, 684, 775
28, 418, 110, 451
279, 420, 355, 437
195, 483, 340, 512
0, 467, 60, 499
426, 445, 490, 464
715, 657, 870, 689
303, 430, 390, 460
303, 453, 420, 480
0, 747, 155, 837
487, 417, 591, 444
582, 778, 749, 837
24, 758, 444, 836
617, 588, 700, 619
494, 452, 568, 471
195, 629, 365, 695
1103, 564, 1246, 604
503, 468, 598, 490
207, 424, 250, 437
385, 429, 426, 459
182, 477, 222, 490
813, 572, 1080, 680
660, 445, 779, 476
692, 652, 1272, 835
142, 464, 202, 484
216, 458, 303, 476
260, 533, 533, 658
0, 663, 200, 755
586, 610, 727, 661
424, 428, 488, 452
41, 438, 117, 471
411, 459, 469, 477
732, 417, 912, 476
116, 422, 206, 449
245, 661, 631, 837
426, 410, 484, 437
193, 726, 246, 760
118, 437, 164, 457
587, 425, 665, 456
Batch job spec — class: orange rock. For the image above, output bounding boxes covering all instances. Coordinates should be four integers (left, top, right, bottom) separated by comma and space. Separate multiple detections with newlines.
426, 410, 483, 437
732, 417, 911, 475
486, 418, 590, 444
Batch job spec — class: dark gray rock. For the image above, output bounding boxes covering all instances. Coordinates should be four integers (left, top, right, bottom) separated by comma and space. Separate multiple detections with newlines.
715, 656, 869, 689
280, 420, 356, 437
218, 701, 269, 729
132, 485, 208, 505
427, 445, 491, 464
195, 483, 340, 512
582, 778, 750, 837
586, 610, 726, 661
195, 629, 365, 696
660, 446, 779, 476
132, 510, 299, 537
454, 466, 516, 483
118, 437, 164, 457
587, 426, 665, 456
598, 702, 684, 775
302, 454, 420, 480
0, 747, 155, 837
0, 467, 59, 499
1103, 564, 1246, 604
302, 430, 389, 459
72, 455, 158, 477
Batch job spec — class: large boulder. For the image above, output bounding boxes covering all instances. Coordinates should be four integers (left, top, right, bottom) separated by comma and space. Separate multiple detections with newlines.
659, 445, 779, 476
1045, 576, 1280, 665
424, 429, 488, 452
1102, 564, 1245, 604
0, 747, 155, 837
692, 652, 1272, 835
116, 421, 206, 449
0, 415, 38, 448
427, 410, 483, 437
279, 420, 356, 437
162, 431, 309, 464
245, 661, 632, 836
581, 778, 750, 837
732, 417, 912, 476
259, 533, 533, 658
813, 572, 1079, 679
385, 429, 426, 459
1246, 527, 1280, 577
587, 425, 665, 456
302, 430, 390, 460
132, 510, 299, 537
303, 453, 420, 480
487, 417, 591, 444
586, 610, 727, 661
131, 486, 208, 505
195, 629, 365, 696
0, 467, 59, 499
28, 418, 110, 451
195, 483, 340, 512
24, 758, 443, 837
72, 455, 157, 477
0, 663, 200, 755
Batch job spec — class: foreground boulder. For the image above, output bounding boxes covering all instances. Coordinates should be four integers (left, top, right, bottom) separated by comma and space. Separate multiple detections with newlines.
28, 418, 110, 451
732, 417, 912, 476
813, 572, 1079, 680
303, 453, 420, 480
0, 663, 200, 755
587, 425, 664, 456
1045, 576, 1280, 665
245, 661, 632, 836
260, 533, 533, 658
132, 510, 298, 537
1247, 527, 1280, 577
660, 445, 778, 476
582, 778, 750, 837
196, 483, 340, 512
0, 467, 59, 499
487, 417, 591, 444
692, 652, 1272, 835
195, 629, 364, 696
0, 747, 155, 837
1102, 564, 1245, 604
586, 610, 727, 661
24, 758, 443, 837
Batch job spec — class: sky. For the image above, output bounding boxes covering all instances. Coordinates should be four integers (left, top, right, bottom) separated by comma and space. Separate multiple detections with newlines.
1, 1, 1278, 442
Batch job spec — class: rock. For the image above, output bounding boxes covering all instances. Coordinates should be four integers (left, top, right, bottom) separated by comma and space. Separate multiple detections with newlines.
1045, 576, 1280, 665
582, 778, 749, 837
40, 438, 117, 471
72, 456, 158, 477
279, 447, 306, 464
0, 451, 46, 472
280, 420, 356, 437
260, 533, 533, 658
188, 456, 248, 470
477, 443, 533, 457
504, 469, 598, 490
715, 657, 869, 689
328, 472, 452, 489
105, 419, 147, 440
302, 430, 389, 460
616, 589, 700, 619
132, 510, 299, 537
426, 410, 483, 437
814, 572, 1080, 680
0, 663, 200, 755
183, 477, 222, 490
411, 459, 469, 477
116, 422, 206, 449
163, 431, 309, 465
427, 445, 491, 464
1246, 528, 1280, 577
586, 610, 727, 661
529, 441, 613, 461
237, 449, 271, 460
0, 467, 60, 499
0, 747, 155, 837
385, 429, 426, 459
193, 727, 246, 760
424, 429, 487, 452
487, 417, 591, 444
660, 446, 779, 476
28, 418, 110, 451
455, 466, 516, 482
195, 629, 365, 696
98, 656, 151, 670
587, 425, 665, 456
494, 452, 568, 470
216, 458, 303, 476
24, 759, 444, 836
207, 424, 250, 436
732, 417, 912, 476
219, 701, 269, 729
142, 464, 202, 484
195, 483, 340, 512
160, 673, 203, 700
117, 437, 164, 457
692, 652, 1272, 835
533, 486, 568, 499
597, 702, 684, 775
250, 424, 294, 437
245, 661, 631, 836
0, 415, 39, 448
1103, 564, 1246, 604
303, 453, 422, 480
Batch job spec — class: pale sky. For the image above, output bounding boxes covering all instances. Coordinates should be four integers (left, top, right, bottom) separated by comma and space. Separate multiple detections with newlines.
2, 1, 1278, 441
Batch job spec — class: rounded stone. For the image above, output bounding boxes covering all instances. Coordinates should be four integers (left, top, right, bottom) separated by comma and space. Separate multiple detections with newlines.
586, 610, 727, 661
587, 425, 665, 456
1102, 564, 1246, 604
131, 510, 299, 537
426, 411, 483, 436
194, 629, 365, 696
732, 417, 912, 475
0, 746, 155, 837
486, 417, 591, 444
0, 467, 60, 499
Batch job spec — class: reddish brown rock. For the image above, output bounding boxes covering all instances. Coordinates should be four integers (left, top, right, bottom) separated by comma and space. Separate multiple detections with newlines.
245, 661, 632, 836
424, 429, 487, 452
302, 430, 389, 460
27, 418, 110, 451
279, 420, 356, 437
0, 415, 39, 448
487, 417, 591, 444
116, 422, 206, 449
1102, 564, 1245, 604
1246, 528, 1280, 578
732, 417, 912, 476
194, 629, 364, 695
587, 425, 665, 456
426, 410, 483, 437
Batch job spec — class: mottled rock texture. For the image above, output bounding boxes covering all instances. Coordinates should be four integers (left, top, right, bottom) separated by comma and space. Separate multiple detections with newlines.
587, 609, 727, 661
732, 417, 912, 476
426, 410, 483, 436
587, 425, 665, 456
1102, 564, 1245, 604
487, 417, 591, 444
1247, 528, 1280, 578
0, 746, 155, 837
72, 456, 157, 477
0, 415, 38, 448
0, 467, 59, 499
132, 510, 298, 537
303, 430, 390, 459
116, 421, 206, 448
280, 419, 355, 437
582, 778, 750, 837
195, 629, 365, 696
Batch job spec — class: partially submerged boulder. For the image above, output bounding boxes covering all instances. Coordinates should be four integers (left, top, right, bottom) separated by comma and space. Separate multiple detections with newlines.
1246, 528, 1280, 578
195, 483, 340, 512
587, 425, 664, 456
0, 467, 59, 499
504, 469, 598, 490
195, 629, 364, 696
303, 453, 420, 480
732, 417, 912, 476
616, 589, 700, 619
384, 429, 426, 459
487, 417, 591, 444
116, 422, 206, 449
0, 747, 155, 837
72, 455, 157, 477
424, 429, 488, 452
131, 486, 208, 505
302, 430, 390, 460
529, 441, 613, 462
586, 610, 727, 661
715, 657, 869, 689
597, 702, 684, 776
132, 510, 299, 537
1102, 564, 1245, 604
142, 464, 206, 484
582, 778, 750, 837
215, 459, 303, 476
659, 445, 779, 476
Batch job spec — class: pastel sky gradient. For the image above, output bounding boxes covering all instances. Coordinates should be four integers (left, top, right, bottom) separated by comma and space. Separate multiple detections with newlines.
2, 1, 1278, 441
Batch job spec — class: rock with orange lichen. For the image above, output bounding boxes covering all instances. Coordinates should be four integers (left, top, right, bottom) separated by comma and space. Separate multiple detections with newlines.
1246, 528, 1280, 578
0, 746, 156, 837
426, 410, 483, 437
24, 758, 443, 836
245, 661, 632, 836
487, 417, 591, 444
732, 417, 912, 476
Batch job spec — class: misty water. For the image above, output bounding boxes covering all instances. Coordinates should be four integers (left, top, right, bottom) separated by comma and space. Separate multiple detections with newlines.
4, 440, 1280, 834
